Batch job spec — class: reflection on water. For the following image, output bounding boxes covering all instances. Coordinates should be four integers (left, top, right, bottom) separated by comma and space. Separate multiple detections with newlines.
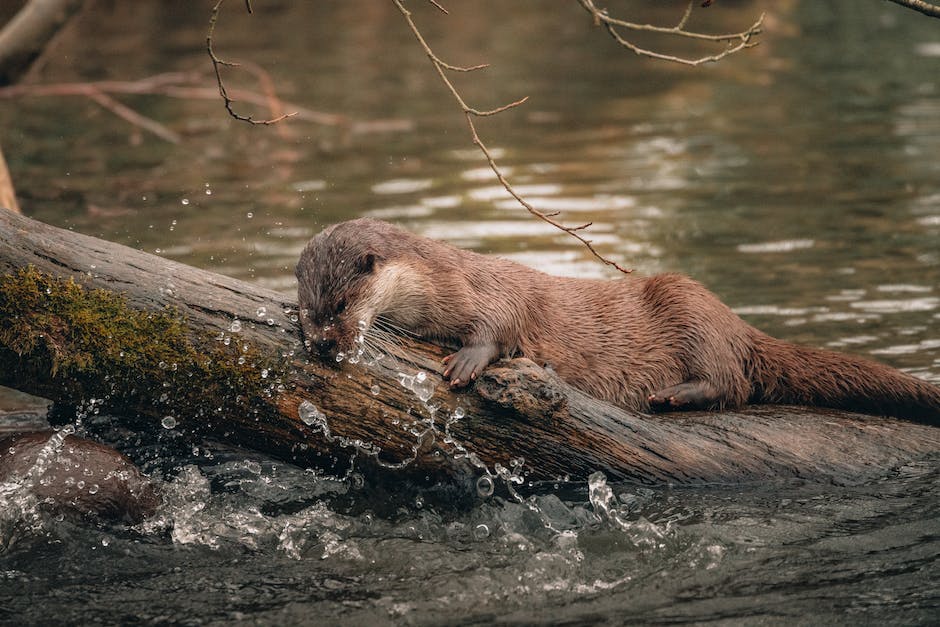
1, 0, 939, 623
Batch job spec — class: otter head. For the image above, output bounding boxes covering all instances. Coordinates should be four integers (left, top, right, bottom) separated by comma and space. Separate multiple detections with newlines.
296, 225, 378, 357
295, 219, 432, 359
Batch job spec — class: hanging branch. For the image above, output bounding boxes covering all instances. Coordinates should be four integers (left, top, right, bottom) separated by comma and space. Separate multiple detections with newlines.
885, 0, 940, 18
207, 0, 295, 125
577, 0, 764, 66
392, 0, 633, 275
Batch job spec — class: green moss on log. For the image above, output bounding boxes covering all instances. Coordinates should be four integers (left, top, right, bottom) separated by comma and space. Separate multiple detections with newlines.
0, 266, 286, 430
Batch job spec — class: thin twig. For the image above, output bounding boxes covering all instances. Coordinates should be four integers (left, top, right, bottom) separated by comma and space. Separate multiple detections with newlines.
207, 0, 296, 125
392, 0, 632, 274
578, 0, 764, 66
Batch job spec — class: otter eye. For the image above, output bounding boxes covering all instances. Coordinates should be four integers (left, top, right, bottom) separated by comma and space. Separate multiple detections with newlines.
335, 300, 346, 316
357, 253, 377, 274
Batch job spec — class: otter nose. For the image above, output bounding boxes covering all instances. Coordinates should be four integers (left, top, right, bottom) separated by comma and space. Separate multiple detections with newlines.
314, 336, 337, 355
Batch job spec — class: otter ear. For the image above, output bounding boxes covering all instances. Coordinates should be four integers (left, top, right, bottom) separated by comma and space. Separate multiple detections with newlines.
357, 253, 377, 274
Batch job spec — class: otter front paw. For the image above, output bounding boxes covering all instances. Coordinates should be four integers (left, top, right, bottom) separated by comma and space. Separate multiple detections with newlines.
442, 343, 498, 387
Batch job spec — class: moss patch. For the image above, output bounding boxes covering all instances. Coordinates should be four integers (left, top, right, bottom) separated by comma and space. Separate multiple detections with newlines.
0, 266, 284, 429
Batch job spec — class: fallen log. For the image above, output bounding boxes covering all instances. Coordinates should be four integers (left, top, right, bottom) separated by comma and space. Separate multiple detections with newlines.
1, 208, 938, 487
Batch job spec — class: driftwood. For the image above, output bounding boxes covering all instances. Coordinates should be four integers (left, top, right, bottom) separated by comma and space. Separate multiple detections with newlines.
1, 208, 939, 488
0, 0, 85, 86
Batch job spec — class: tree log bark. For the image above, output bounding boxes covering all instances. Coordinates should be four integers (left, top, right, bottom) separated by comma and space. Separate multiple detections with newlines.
1, 208, 938, 488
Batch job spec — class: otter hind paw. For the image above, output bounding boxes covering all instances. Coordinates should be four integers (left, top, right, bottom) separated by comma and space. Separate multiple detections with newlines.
648, 380, 721, 412
443, 343, 498, 387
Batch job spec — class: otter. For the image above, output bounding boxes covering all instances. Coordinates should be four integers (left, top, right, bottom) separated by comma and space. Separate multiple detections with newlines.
296, 218, 940, 425
0, 431, 160, 523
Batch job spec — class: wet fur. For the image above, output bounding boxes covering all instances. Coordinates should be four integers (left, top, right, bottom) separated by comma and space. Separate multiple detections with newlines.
297, 218, 940, 425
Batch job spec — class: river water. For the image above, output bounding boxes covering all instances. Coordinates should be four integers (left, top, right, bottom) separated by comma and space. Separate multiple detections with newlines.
1, 1, 939, 624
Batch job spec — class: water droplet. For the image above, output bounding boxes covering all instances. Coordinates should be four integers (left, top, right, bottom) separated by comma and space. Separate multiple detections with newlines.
261, 369, 269, 379
357, 319, 368, 331
246, 212, 254, 219
476, 475, 495, 498
237, 356, 246, 365
413, 375, 434, 402
229, 319, 242, 332
256, 306, 267, 318
335, 352, 346, 363
88, 484, 99, 494
181, 198, 190, 205
453, 406, 465, 419
161, 416, 177, 429
298, 400, 328, 430
473, 523, 490, 540
370, 385, 381, 395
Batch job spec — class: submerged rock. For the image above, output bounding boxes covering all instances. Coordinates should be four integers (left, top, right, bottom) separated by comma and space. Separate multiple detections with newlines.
0, 431, 160, 523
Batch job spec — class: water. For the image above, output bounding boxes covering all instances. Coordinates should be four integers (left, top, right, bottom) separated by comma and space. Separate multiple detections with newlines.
1, 0, 939, 623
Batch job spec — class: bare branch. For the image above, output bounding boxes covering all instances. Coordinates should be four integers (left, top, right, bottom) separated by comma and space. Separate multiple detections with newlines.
885, 0, 940, 17
0, 0, 85, 86
0, 74, 414, 138
427, 0, 449, 15
207, 0, 296, 125
392, 0, 632, 274
85, 88, 181, 143
577, 0, 764, 66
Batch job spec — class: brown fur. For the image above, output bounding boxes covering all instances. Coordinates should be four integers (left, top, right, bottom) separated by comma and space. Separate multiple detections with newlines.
296, 218, 940, 425
0, 431, 160, 522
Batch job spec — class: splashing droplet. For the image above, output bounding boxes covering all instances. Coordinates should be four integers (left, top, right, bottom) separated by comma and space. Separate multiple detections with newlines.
298, 400, 328, 431
161, 416, 177, 429
476, 475, 495, 498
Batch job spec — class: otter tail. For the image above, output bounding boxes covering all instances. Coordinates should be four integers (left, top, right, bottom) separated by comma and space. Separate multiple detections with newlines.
747, 332, 940, 425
